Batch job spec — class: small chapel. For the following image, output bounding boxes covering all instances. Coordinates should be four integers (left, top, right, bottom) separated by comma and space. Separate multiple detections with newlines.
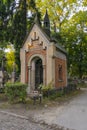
20, 11, 67, 93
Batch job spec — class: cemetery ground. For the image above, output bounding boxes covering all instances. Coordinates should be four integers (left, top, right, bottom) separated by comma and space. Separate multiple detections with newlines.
0, 87, 87, 130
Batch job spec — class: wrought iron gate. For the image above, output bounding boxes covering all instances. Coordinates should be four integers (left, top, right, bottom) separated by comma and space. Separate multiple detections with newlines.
35, 59, 43, 89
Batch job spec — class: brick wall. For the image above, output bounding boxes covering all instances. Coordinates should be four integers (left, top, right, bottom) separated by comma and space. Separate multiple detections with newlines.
24, 48, 67, 88
55, 57, 67, 88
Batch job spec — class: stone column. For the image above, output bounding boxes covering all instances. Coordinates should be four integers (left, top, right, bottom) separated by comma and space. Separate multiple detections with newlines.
43, 65, 46, 86
31, 61, 35, 90
27, 66, 32, 94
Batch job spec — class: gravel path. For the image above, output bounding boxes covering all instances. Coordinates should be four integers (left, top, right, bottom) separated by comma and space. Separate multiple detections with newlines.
34, 89, 87, 130
0, 111, 53, 130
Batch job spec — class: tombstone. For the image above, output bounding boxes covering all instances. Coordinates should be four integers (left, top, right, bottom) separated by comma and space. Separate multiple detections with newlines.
11, 71, 16, 83
11, 63, 16, 83
0, 69, 4, 87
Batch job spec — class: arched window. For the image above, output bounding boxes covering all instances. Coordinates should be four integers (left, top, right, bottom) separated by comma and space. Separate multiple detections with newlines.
58, 65, 63, 80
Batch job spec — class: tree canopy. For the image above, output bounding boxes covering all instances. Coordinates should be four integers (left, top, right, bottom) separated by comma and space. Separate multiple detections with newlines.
0, 0, 87, 78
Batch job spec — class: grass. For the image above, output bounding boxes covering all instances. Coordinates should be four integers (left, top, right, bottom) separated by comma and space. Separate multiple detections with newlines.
0, 89, 82, 110
0, 93, 7, 102
77, 83, 87, 88
42, 89, 82, 106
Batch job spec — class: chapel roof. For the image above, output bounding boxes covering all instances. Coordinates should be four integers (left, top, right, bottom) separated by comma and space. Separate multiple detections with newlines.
22, 12, 67, 55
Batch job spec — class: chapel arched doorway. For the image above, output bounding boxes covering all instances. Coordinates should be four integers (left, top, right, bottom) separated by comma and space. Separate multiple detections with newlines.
28, 53, 46, 93
35, 58, 43, 89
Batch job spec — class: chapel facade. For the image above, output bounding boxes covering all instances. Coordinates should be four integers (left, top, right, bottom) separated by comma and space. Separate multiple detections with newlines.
20, 11, 67, 93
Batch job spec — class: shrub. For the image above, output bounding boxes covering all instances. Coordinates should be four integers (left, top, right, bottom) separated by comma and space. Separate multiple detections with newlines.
39, 81, 77, 98
49, 89, 63, 100
5, 82, 28, 103
41, 81, 53, 97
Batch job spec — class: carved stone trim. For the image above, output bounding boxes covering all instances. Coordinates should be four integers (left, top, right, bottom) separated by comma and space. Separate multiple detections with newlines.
31, 36, 39, 42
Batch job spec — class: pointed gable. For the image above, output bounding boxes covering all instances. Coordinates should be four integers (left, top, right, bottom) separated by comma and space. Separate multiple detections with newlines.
22, 12, 66, 55
23, 22, 51, 51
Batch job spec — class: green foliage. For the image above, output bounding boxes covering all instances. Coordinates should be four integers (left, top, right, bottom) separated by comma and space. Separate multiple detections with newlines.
0, 0, 40, 74
0, 0, 15, 47
49, 90, 63, 100
5, 82, 28, 103
39, 81, 53, 97
61, 10, 87, 78
11, 0, 40, 74
41, 81, 53, 92
39, 81, 77, 98
5, 45, 16, 74
36, 0, 87, 78
36, 0, 77, 32
0, 49, 5, 67
77, 82, 87, 88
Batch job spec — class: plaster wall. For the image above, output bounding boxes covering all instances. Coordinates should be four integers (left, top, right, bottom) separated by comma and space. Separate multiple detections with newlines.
20, 48, 26, 83
46, 43, 55, 85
